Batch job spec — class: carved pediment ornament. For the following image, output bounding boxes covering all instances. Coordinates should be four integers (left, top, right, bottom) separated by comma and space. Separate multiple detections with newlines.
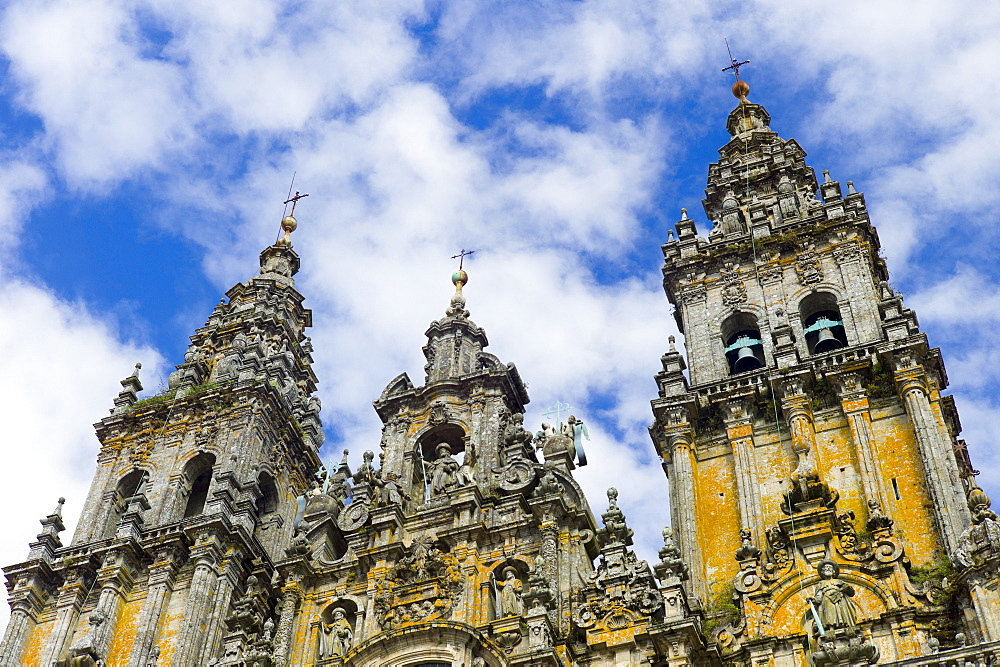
373, 536, 463, 629
720, 267, 747, 305
795, 250, 823, 285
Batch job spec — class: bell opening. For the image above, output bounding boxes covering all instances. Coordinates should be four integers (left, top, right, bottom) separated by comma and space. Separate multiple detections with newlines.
803, 310, 847, 354
725, 329, 765, 375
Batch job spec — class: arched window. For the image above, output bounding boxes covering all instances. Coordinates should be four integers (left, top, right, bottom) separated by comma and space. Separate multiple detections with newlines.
103, 468, 148, 537
799, 292, 847, 354
255, 471, 282, 555
721, 311, 765, 374
182, 453, 216, 518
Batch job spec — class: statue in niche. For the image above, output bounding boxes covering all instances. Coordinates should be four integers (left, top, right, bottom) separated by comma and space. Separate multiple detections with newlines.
808, 560, 857, 634
428, 443, 469, 496
497, 567, 524, 618
318, 607, 353, 659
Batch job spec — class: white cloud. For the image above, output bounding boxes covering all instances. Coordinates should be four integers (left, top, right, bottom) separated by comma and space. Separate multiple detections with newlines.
2, 0, 194, 186
0, 274, 164, 630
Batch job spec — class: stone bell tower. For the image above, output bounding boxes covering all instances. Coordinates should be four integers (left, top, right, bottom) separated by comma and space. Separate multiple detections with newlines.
0, 208, 324, 666
650, 75, 1000, 664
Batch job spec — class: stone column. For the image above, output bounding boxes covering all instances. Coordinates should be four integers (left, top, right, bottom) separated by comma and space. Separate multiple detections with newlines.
128, 542, 184, 667
896, 367, 970, 551
198, 546, 247, 663
0, 571, 47, 666
172, 534, 222, 664
272, 577, 304, 667
780, 377, 820, 493
667, 429, 702, 600
722, 396, 764, 547
67, 549, 136, 666
38, 564, 94, 666
833, 372, 885, 507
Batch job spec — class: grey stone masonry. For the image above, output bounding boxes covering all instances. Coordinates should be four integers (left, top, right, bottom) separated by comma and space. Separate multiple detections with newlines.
1, 221, 324, 665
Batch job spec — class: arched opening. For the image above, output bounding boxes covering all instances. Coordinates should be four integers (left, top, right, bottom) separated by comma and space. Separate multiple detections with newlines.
103, 468, 148, 538
799, 292, 847, 354
255, 471, 282, 555
415, 424, 468, 501
722, 311, 765, 374
256, 472, 279, 517
182, 452, 216, 518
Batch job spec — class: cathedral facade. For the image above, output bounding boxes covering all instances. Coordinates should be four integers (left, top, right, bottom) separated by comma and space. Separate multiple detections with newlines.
1, 81, 999, 666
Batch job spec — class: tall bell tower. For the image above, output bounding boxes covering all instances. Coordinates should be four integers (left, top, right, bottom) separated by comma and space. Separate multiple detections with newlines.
650, 75, 1000, 664
0, 208, 323, 666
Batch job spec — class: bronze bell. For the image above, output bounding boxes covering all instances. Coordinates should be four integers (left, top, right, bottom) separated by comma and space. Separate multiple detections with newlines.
733, 345, 764, 373
813, 328, 844, 353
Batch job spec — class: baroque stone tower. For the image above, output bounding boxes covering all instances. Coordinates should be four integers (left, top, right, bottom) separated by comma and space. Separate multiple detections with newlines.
0, 213, 324, 665
0, 217, 712, 664
3, 79, 1000, 667
650, 77, 1000, 664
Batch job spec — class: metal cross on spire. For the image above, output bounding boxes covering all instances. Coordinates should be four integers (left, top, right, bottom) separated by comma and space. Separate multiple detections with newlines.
284, 191, 309, 216
543, 401, 574, 427
722, 38, 750, 81
451, 248, 475, 270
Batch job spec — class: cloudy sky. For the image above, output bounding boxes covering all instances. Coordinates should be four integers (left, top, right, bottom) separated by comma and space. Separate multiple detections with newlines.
1, 0, 998, 629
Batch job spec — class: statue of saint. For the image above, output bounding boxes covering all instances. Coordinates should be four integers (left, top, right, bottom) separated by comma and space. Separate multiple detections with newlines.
429, 443, 462, 496
377, 472, 407, 508
353, 450, 378, 487
808, 560, 857, 633
498, 567, 523, 617
319, 607, 353, 659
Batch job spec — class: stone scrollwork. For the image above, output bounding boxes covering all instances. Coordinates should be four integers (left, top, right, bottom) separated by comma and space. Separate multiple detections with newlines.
337, 500, 369, 533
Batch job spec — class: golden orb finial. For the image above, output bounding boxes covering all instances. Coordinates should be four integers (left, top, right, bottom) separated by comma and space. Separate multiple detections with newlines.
732, 79, 750, 102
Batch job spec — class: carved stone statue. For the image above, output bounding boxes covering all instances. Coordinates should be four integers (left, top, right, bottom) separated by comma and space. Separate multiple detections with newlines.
319, 607, 353, 659
498, 567, 523, 618
377, 472, 407, 508
808, 560, 857, 633
429, 443, 468, 496
353, 450, 378, 486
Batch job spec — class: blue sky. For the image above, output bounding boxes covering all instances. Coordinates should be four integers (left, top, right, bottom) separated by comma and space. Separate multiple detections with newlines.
1, 0, 998, 629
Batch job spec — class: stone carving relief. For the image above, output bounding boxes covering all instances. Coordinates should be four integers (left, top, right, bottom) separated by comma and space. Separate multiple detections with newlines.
720, 266, 747, 305
373, 536, 463, 629
954, 485, 1000, 570
795, 250, 824, 285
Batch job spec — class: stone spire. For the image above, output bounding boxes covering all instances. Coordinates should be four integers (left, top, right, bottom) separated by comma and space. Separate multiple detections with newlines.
164, 206, 321, 444
422, 268, 489, 383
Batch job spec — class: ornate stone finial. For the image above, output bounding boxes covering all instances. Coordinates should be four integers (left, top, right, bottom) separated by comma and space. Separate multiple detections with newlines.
667, 229, 674, 241
822, 170, 832, 183
847, 181, 857, 194
130, 362, 141, 378
597, 488, 634, 546
53, 497, 65, 518
668, 335, 676, 352
446, 266, 471, 318
680, 208, 688, 220
654, 526, 688, 582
